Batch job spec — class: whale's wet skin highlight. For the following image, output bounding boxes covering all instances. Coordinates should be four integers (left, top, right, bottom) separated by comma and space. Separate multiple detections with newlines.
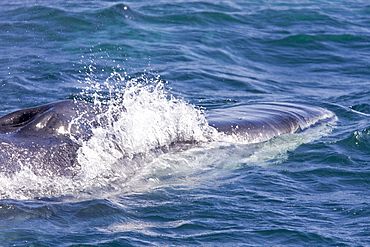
0, 0, 370, 246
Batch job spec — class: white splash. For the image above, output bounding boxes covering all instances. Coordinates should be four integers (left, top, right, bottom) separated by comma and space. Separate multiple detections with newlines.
75, 73, 217, 183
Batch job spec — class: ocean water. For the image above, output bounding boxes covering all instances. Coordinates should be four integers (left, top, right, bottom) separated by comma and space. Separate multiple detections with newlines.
0, 0, 370, 246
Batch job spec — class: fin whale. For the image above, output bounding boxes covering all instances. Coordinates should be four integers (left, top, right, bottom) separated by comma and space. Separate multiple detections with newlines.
0, 100, 334, 176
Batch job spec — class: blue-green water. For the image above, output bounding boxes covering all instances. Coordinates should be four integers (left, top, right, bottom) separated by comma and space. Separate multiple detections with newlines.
1, 0, 370, 246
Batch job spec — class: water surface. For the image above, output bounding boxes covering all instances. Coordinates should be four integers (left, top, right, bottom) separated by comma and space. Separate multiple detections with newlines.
0, 0, 369, 246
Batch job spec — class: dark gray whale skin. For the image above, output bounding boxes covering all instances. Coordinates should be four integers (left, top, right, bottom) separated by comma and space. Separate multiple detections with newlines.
0, 100, 334, 177
207, 102, 334, 143
0, 100, 101, 176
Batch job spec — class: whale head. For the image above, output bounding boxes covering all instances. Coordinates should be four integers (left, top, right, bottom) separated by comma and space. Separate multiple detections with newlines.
0, 100, 102, 176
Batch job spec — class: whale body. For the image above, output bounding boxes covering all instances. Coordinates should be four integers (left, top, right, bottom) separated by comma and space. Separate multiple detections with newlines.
0, 100, 335, 177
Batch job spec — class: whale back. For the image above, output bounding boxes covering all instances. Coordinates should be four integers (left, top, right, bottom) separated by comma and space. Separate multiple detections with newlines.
207, 103, 335, 143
